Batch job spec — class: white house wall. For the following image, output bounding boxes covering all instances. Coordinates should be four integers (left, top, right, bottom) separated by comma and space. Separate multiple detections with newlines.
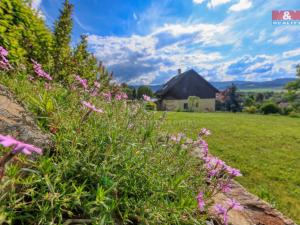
162, 99, 216, 112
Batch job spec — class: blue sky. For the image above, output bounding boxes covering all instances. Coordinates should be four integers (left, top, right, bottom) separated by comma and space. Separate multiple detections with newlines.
33, 0, 300, 84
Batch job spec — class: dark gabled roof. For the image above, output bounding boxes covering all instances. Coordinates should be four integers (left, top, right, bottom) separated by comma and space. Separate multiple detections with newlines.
156, 69, 219, 100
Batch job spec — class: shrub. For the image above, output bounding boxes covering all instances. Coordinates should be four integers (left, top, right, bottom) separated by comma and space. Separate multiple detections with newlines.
260, 102, 281, 114
289, 111, 300, 118
244, 106, 257, 114
145, 101, 156, 110
281, 105, 294, 115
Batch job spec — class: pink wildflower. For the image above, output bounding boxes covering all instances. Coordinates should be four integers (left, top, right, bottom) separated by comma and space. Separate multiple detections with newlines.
218, 182, 232, 193
196, 192, 205, 212
214, 204, 228, 225
227, 199, 243, 211
170, 133, 185, 143
115, 92, 128, 101
94, 81, 100, 89
198, 139, 209, 157
199, 128, 211, 136
90, 81, 100, 96
225, 166, 242, 177
31, 59, 52, 81
81, 101, 103, 113
0, 135, 42, 155
143, 94, 151, 101
102, 92, 112, 102
0, 46, 8, 57
0, 46, 11, 70
75, 75, 88, 90
28, 75, 35, 82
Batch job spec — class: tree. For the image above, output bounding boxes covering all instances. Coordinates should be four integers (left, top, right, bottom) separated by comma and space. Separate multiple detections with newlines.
0, 0, 53, 66
72, 35, 98, 82
52, 0, 73, 82
285, 64, 300, 110
217, 84, 241, 112
244, 94, 255, 107
137, 86, 153, 99
120, 83, 136, 100
286, 64, 300, 91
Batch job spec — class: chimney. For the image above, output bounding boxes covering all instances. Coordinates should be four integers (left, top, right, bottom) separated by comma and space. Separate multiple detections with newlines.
178, 68, 182, 75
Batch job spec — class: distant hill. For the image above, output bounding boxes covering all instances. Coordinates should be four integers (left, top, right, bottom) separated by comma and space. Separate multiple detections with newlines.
211, 78, 296, 91
133, 78, 296, 92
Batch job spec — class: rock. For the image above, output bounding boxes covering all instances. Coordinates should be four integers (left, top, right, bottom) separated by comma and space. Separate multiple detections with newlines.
209, 181, 296, 225
0, 84, 52, 149
191, 145, 297, 225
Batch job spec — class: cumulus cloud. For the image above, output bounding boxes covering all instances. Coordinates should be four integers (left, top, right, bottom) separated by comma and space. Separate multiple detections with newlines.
193, 0, 206, 4
223, 54, 296, 81
273, 36, 291, 45
228, 0, 252, 12
207, 0, 231, 9
88, 21, 239, 84
283, 48, 300, 58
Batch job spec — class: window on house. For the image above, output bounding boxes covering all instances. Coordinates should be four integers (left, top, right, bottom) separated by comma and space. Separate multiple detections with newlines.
184, 103, 188, 110
196, 103, 199, 107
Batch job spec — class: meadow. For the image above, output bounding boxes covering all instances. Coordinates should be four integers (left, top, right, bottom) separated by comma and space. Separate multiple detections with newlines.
161, 112, 300, 222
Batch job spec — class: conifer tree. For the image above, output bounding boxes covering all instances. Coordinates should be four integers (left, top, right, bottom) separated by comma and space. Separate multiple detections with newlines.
0, 0, 53, 66
53, 0, 73, 82
72, 35, 98, 82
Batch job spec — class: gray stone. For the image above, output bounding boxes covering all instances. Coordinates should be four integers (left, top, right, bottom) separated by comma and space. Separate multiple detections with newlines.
0, 84, 52, 149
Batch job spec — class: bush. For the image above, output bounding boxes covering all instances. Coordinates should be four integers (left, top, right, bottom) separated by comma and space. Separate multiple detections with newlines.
145, 101, 156, 110
281, 105, 294, 115
244, 106, 257, 114
260, 102, 281, 115
289, 111, 300, 118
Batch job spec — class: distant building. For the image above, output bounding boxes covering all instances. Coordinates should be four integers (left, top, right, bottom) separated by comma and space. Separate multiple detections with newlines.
156, 69, 219, 112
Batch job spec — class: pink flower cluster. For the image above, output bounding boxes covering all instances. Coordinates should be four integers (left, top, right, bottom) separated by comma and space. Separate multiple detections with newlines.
193, 128, 242, 223
75, 75, 88, 90
196, 192, 205, 212
0, 46, 11, 70
214, 199, 243, 225
143, 94, 151, 101
90, 81, 101, 96
81, 101, 103, 113
31, 59, 52, 81
203, 156, 242, 180
170, 133, 186, 143
102, 92, 112, 102
0, 134, 42, 155
115, 92, 128, 101
199, 128, 211, 136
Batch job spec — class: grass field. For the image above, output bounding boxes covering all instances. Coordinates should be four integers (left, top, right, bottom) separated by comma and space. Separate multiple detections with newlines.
161, 112, 300, 223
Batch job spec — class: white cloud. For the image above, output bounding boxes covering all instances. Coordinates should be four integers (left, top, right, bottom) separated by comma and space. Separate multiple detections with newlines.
273, 36, 291, 45
207, 0, 231, 9
283, 48, 300, 58
88, 22, 226, 84
228, 0, 252, 12
254, 30, 266, 43
193, 0, 206, 4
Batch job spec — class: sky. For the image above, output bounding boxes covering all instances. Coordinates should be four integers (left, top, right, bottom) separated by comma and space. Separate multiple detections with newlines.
33, 0, 300, 85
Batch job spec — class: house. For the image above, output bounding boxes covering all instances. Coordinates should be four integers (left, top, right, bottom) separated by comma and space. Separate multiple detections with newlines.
156, 69, 219, 112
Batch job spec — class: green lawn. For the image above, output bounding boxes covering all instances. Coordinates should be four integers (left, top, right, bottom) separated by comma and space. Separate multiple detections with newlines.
161, 112, 300, 223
